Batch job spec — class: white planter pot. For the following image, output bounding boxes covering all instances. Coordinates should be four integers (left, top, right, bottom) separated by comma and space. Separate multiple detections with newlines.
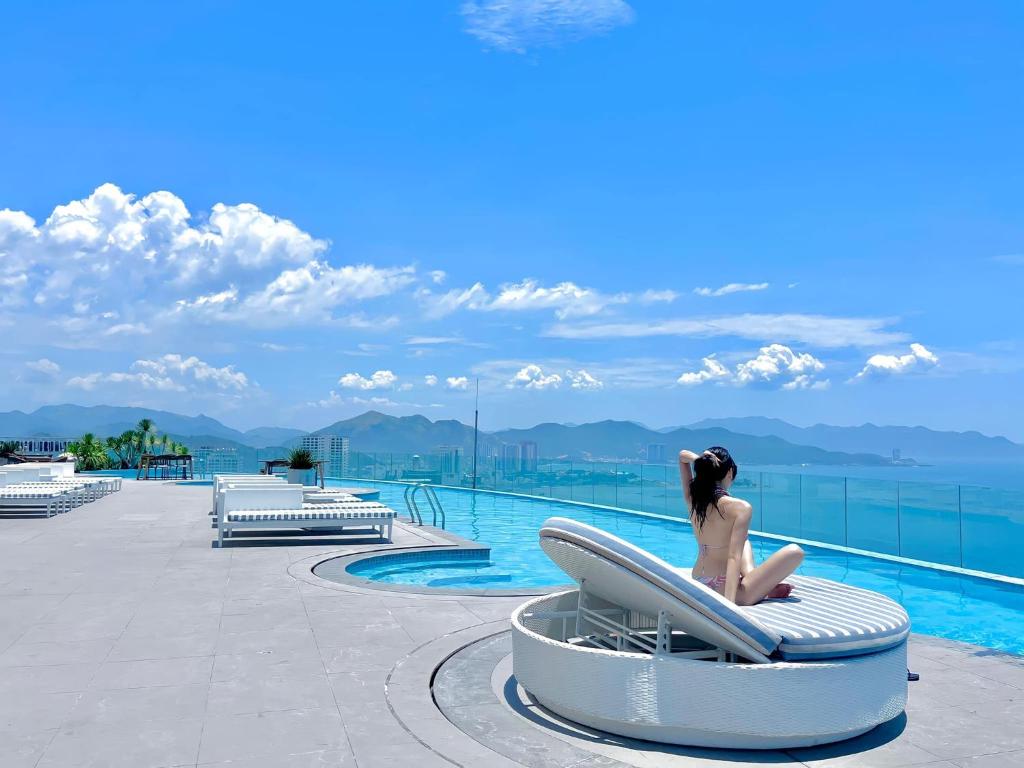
287, 468, 316, 485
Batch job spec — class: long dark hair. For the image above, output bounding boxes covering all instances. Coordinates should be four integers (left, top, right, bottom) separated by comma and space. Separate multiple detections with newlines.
689, 446, 738, 529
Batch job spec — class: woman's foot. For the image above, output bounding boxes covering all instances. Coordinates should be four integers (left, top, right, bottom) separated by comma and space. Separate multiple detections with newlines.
766, 582, 794, 599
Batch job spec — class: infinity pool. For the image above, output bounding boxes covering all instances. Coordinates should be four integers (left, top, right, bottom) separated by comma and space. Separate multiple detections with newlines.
327, 481, 1024, 655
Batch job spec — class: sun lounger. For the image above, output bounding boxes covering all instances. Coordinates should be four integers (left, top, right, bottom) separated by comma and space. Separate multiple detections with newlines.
511, 517, 910, 749
215, 484, 397, 546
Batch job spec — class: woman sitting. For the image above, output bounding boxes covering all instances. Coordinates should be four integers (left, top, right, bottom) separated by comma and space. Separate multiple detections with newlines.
678, 446, 804, 605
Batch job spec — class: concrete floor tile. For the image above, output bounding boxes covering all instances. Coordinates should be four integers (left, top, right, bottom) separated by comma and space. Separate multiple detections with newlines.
37, 717, 204, 768
64, 684, 210, 727
206, 674, 336, 715
89, 656, 215, 690
197, 708, 348, 764
0, 638, 115, 667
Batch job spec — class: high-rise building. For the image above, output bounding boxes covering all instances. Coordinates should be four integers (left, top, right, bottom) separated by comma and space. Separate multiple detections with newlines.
646, 443, 667, 464
194, 446, 240, 475
519, 441, 539, 472
0, 437, 72, 458
500, 444, 521, 473
435, 445, 461, 484
300, 435, 350, 479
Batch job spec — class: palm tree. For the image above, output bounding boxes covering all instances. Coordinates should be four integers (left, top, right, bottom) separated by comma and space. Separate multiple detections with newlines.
66, 433, 110, 471
136, 419, 156, 454
0, 440, 21, 459
105, 434, 129, 468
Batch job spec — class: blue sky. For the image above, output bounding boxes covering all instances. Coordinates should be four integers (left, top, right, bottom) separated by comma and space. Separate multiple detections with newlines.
1, 1, 1022, 438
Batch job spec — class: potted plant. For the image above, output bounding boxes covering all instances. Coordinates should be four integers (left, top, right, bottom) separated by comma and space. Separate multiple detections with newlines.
287, 448, 317, 486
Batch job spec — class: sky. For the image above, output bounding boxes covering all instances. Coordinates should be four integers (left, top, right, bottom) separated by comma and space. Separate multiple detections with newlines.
1, 1, 1022, 438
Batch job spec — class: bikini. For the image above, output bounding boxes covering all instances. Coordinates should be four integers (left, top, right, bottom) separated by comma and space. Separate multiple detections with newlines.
695, 486, 733, 591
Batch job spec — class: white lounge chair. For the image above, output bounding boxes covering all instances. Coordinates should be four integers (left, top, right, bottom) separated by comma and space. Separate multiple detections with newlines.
511, 517, 910, 749
215, 484, 397, 547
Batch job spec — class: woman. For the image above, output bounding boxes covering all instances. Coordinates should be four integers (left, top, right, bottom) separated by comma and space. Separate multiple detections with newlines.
678, 446, 803, 605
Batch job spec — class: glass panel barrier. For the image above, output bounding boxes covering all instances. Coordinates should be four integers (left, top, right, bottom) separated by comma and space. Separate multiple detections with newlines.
761, 472, 802, 538
593, 463, 618, 508
800, 475, 847, 546
846, 478, 899, 555
897, 481, 961, 566
960, 485, 1023, 578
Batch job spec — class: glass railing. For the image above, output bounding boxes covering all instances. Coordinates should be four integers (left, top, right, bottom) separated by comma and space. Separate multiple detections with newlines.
335, 453, 1023, 580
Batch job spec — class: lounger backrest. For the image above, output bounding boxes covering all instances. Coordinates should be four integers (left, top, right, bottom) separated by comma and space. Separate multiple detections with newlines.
539, 517, 782, 663
213, 475, 283, 508
220, 485, 304, 515
216, 481, 292, 517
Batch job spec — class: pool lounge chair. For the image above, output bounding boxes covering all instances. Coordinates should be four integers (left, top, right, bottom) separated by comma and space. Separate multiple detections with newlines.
511, 517, 910, 749
216, 484, 397, 546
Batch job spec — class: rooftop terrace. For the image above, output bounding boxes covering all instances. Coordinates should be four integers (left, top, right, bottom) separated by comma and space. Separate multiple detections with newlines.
1, 481, 1022, 767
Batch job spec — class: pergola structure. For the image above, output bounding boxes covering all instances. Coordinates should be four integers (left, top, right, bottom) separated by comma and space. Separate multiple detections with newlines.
137, 453, 194, 480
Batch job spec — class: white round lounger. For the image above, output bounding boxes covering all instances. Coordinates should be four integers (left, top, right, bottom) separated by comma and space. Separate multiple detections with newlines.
511, 518, 910, 750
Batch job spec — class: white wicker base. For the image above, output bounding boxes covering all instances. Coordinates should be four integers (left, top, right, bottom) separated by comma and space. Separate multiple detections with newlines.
512, 591, 908, 750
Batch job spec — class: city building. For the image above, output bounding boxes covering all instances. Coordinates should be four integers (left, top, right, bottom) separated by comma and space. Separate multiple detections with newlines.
519, 441, 539, 472
300, 435, 350, 479
646, 443, 667, 464
500, 443, 521, 473
194, 446, 240, 475
436, 445, 462, 484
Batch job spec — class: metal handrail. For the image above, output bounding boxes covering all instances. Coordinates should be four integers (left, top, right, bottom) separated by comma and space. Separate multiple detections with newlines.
406, 483, 446, 529
404, 484, 423, 525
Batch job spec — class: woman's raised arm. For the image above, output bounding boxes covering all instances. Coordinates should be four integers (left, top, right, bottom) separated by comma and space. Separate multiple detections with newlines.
678, 449, 699, 514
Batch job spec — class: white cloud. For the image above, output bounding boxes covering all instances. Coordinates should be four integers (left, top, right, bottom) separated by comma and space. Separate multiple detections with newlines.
678, 345, 828, 390
566, 369, 603, 390
734, 344, 827, 390
68, 371, 183, 392
638, 289, 679, 304
677, 357, 731, 386
338, 370, 398, 390
177, 262, 415, 327
405, 336, 461, 345
420, 278, 636, 320
694, 282, 770, 297
488, 279, 626, 319
66, 354, 249, 394
446, 376, 470, 390
854, 343, 939, 380
424, 374, 439, 386
461, 0, 635, 53
25, 358, 61, 376
547, 313, 907, 348
508, 364, 563, 390
429, 270, 447, 284
261, 342, 287, 352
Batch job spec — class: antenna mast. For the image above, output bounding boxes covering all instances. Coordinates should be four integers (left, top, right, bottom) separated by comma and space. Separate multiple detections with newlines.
472, 378, 479, 490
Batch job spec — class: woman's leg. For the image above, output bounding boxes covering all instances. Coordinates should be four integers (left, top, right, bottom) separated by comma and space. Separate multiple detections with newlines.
735, 544, 804, 606
741, 541, 756, 576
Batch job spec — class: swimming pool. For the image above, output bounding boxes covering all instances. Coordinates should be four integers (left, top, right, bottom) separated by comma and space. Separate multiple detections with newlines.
331, 481, 1024, 656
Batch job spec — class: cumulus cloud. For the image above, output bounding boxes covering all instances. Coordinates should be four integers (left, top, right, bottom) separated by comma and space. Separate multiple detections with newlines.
66, 353, 248, 393
566, 369, 603, 390
547, 313, 906, 348
337, 370, 398, 390
419, 278, 668, 320
25, 358, 61, 376
461, 0, 634, 53
853, 343, 939, 380
693, 282, 770, 297
176, 262, 415, 327
446, 376, 470, 390
678, 345, 828, 390
508, 364, 563, 390
424, 374, 439, 386
677, 357, 731, 386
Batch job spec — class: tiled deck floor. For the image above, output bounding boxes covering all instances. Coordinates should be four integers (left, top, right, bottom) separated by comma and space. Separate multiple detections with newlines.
0, 481, 1021, 768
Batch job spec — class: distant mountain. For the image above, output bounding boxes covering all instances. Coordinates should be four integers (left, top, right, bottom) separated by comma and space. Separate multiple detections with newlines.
313, 411, 503, 455
240, 426, 307, 448
686, 417, 1024, 461
494, 420, 888, 465
314, 411, 887, 465
0, 405, 245, 441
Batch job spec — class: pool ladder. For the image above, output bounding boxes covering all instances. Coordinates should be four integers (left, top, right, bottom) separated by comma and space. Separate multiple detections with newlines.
403, 483, 446, 529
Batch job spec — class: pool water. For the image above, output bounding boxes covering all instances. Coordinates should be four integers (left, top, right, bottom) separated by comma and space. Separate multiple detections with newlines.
330, 481, 1024, 656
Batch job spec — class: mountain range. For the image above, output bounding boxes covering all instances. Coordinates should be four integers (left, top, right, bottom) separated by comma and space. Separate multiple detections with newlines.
2, 404, 1022, 465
